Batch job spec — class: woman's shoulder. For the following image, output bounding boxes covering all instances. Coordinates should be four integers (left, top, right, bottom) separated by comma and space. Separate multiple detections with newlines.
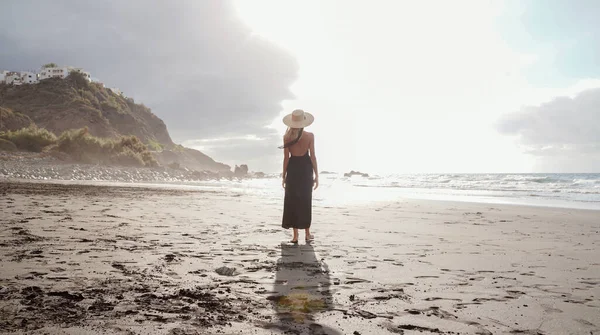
304, 131, 314, 138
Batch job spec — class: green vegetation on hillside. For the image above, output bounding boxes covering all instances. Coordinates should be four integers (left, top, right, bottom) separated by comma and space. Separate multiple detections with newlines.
0, 126, 157, 167
0, 107, 33, 132
146, 139, 163, 151
0, 126, 56, 152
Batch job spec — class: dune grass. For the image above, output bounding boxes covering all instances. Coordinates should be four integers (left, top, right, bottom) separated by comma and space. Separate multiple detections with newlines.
0, 125, 158, 167
0, 125, 57, 152
56, 127, 158, 167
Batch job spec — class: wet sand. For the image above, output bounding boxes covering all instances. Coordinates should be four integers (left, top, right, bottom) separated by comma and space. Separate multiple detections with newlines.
0, 181, 599, 334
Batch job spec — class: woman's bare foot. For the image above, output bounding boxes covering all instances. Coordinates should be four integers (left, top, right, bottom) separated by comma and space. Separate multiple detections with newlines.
290, 228, 299, 243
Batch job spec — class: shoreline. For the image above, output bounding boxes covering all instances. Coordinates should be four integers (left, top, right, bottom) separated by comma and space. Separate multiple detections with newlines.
2, 151, 600, 211
1, 180, 599, 334
2, 176, 600, 212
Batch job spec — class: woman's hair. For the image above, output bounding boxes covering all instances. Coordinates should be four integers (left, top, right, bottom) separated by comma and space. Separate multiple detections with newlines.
284, 127, 303, 142
280, 127, 304, 149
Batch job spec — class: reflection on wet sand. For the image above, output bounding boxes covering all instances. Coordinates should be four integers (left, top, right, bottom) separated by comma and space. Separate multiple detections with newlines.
269, 243, 342, 334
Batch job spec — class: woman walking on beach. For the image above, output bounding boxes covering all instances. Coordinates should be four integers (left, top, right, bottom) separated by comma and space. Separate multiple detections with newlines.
280, 109, 319, 244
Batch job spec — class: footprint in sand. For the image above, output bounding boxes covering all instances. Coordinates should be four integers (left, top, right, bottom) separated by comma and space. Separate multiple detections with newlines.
541, 304, 563, 314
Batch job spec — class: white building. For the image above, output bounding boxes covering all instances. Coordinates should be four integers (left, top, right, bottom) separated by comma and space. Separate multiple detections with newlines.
21, 71, 38, 84
39, 67, 69, 80
1, 64, 92, 85
1, 71, 38, 85
38, 66, 90, 82
4, 72, 24, 85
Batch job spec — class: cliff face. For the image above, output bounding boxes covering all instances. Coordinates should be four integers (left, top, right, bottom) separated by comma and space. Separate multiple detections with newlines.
0, 73, 230, 172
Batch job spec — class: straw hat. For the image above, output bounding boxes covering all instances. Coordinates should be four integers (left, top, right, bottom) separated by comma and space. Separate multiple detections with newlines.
282, 109, 314, 128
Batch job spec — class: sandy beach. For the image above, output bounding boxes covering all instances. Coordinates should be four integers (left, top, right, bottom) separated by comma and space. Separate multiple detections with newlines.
0, 180, 598, 334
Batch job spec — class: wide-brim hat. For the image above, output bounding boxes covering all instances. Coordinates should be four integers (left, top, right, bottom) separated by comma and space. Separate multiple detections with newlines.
283, 109, 314, 128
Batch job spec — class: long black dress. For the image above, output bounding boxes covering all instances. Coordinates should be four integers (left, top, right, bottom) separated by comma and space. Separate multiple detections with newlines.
282, 152, 313, 229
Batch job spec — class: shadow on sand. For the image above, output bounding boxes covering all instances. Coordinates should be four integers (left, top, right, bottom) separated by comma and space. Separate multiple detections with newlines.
266, 243, 343, 335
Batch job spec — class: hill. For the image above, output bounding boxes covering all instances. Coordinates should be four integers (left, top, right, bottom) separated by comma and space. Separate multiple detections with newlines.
0, 74, 172, 145
0, 106, 33, 131
0, 73, 230, 172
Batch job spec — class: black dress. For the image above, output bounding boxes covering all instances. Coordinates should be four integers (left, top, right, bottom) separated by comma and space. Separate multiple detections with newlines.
282, 152, 313, 229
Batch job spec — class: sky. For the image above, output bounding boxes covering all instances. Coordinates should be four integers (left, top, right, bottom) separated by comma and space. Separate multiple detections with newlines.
1, 0, 599, 173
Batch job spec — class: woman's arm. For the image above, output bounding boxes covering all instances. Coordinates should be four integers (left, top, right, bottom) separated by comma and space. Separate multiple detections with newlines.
309, 134, 319, 187
282, 139, 290, 187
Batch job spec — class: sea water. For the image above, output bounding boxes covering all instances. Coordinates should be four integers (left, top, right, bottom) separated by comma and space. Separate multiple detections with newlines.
7, 172, 599, 210
177, 173, 600, 210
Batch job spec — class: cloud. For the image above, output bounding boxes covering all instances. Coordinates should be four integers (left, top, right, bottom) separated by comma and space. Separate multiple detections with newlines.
0, 0, 298, 145
183, 134, 281, 172
497, 88, 600, 160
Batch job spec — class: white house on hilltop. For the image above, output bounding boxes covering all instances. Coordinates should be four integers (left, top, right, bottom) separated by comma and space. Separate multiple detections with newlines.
0, 70, 38, 85
38, 66, 91, 82
1, 64, 95, 87
38, 66, 69, 80
5, 72, 24, 85
21, 71, 38, 84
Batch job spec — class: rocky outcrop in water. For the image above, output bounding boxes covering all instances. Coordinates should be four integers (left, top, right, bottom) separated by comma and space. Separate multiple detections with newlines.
344, 170, 369, 178
233, 164, 249, 177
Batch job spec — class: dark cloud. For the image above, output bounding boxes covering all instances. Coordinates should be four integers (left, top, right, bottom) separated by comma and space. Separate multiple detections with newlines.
496, 88, 600, 166
0, 0, 298, 143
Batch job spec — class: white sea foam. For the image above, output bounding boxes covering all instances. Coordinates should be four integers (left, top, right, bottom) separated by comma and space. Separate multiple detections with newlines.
1, 156, 598, 210
201, 173, 600, 210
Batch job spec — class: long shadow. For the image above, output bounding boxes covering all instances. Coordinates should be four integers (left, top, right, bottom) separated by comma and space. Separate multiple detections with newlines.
267, 243, 343, 335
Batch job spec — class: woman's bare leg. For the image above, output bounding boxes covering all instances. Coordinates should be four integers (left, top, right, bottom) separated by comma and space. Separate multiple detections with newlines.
305, 228, 313, 241
292, 228, 299, 242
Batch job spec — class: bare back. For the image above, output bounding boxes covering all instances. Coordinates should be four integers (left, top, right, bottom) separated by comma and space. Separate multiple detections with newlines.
287, 131, 313, 157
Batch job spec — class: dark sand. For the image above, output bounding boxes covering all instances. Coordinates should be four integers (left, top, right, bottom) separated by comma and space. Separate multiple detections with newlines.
0, 181, 599, 334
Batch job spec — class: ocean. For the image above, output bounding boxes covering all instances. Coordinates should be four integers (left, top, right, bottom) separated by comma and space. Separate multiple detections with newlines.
168, 173, 600, 210
3, 163, 599, 210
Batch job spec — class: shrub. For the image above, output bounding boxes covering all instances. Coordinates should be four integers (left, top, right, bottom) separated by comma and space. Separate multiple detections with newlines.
56, 127, 108, 162
0, 107, 32, 131
55, 127, 157, 167
140, 151, 158, 167
100, 100, 119, 111
66, 71, 90, 89
0, 126, 57, 152
80, 89, 99, 106
0, 124, 158, 168
111, 148, 145, 166
0, 138, 17, 151
173, 144, 185, 153
146, 139, 163, 151
116, 135, 147, 153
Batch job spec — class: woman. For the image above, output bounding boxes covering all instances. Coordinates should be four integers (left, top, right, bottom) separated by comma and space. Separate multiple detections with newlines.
280, 109, 319, 244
